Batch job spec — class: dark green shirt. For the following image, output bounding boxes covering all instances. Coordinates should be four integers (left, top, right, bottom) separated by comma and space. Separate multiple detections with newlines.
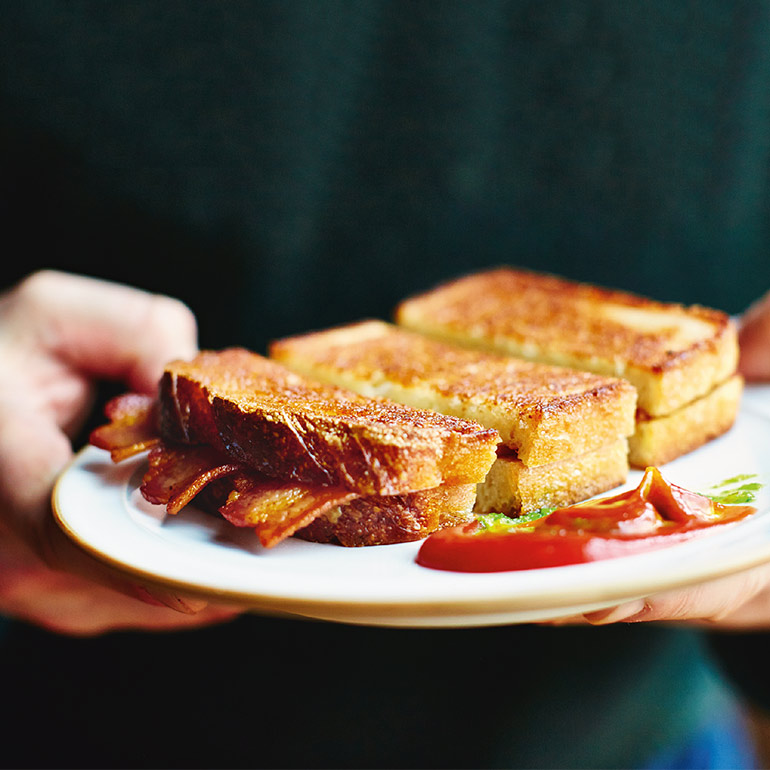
1, 2, 767, 767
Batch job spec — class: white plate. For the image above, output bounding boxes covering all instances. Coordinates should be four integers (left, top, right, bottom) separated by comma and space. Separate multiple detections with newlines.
53, 385, 770, 628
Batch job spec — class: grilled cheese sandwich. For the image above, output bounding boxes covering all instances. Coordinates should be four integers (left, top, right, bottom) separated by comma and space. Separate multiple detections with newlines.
395, 268, 742, 466
271, 321, 636, 514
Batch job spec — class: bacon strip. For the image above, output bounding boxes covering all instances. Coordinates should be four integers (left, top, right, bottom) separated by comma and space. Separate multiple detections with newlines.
141, 444, 240, 514
91, 395, 360, 548
138, 442, 357, 547
219, 482, 357, 548
89, 393, 160, 462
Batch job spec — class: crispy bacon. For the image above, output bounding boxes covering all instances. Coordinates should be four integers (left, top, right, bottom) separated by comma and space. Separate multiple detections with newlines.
141, 444, 241, 514
137, 442, 357, 547
91, 395, 360, 548
219, 482, 357, 548
89, 393, 160, 462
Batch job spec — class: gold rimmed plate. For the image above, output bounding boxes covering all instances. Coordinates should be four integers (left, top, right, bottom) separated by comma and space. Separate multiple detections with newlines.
53, 385, 770, 628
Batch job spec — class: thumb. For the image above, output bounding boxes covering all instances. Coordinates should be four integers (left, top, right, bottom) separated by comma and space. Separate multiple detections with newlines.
583, 562, 770, 628
739, 289, 770, 382
13, 271, 198, 393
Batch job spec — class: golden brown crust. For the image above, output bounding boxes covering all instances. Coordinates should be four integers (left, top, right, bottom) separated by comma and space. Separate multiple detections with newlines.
158, 349, 499, 497
271, 320, 636, 467
296, 483, 477, 546
628, 375, 743, 467
395, 268, 738, 416
474, 440, 629, 515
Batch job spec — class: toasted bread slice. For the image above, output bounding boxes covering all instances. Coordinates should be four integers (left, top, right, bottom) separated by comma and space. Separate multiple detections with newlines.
475, 440, 629, 515
297, 482, 478, 546
396, 268, 739, 418
270, 320, 636, 467
159, 348, 499, 498
272, 322, 635, 514
628, 374, 743, 467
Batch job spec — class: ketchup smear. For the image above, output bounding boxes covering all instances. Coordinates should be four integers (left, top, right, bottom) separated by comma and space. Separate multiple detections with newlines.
417, 467, 756, 572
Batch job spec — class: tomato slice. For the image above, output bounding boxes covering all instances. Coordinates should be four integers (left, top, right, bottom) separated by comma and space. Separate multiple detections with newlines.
417, 468, 756, 573
417, 521, 741, 572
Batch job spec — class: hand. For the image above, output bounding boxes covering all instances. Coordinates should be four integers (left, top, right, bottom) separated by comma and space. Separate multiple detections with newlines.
739, 289, 770, 382
575, 292, 770, 627
0, 271, 239, 634
582, 564, 770, 628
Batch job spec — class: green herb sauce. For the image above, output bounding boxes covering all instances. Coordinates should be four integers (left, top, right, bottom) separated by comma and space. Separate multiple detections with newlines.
706, 474, 763, 505
476, 508, 553, 532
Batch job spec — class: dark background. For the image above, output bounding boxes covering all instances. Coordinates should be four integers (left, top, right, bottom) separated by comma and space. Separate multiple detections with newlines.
2, 3, 770, 768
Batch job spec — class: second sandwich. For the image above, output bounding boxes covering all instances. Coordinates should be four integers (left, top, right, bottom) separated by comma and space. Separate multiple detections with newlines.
396, 268, 742, 467
271, 321, 637, 515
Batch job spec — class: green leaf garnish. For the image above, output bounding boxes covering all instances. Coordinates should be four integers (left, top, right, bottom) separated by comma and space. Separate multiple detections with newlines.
705, 474, 763, 505
708, 484, 763, 505
476, 508, 553, 532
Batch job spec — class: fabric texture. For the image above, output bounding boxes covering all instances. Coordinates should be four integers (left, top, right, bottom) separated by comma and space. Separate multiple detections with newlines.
1, 2, 769, 767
